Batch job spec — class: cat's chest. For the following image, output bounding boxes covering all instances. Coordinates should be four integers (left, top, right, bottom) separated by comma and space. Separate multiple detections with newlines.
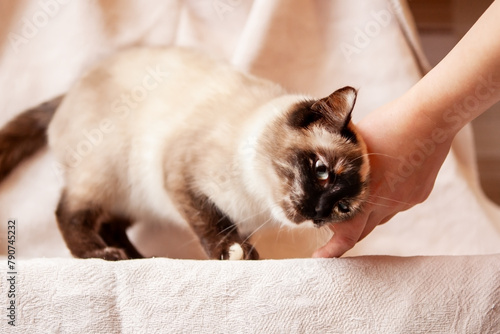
217, 192, 275, 236
194, 167, 274, 235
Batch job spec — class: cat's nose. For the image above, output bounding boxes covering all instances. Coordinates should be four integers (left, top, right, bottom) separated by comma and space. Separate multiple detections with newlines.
301, 195, 336, 221
313, 204, 331, 220
301, 205, 330, 221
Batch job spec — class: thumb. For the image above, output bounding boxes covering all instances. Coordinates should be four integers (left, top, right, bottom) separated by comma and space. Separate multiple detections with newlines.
312, 213, 368, 258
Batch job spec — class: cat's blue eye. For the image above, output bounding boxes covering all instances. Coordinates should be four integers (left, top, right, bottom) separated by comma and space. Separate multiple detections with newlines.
314, 159, 329, 181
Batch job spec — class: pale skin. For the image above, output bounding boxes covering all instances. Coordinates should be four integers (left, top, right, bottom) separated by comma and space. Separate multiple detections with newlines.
313, 0, 500, 258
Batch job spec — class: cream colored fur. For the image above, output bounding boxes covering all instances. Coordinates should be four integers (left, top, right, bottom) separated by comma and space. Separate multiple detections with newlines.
48, 48, 307, 234
47, 47, 368, 249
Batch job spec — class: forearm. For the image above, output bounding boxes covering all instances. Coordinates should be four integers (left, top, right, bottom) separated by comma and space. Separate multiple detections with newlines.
404, 0, 500, 139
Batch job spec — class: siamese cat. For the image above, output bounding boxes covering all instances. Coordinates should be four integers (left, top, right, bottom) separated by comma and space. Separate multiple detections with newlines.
0, 47, 369, 260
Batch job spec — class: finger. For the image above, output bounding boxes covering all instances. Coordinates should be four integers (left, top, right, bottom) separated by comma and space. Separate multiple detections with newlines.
357, 212, 395, 241
312, 213, 368, 258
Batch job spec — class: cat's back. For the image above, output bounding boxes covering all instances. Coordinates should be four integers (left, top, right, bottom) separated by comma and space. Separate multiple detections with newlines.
49, 47, 223, 137
46, 47, 285, 219
49, 47, 282, 147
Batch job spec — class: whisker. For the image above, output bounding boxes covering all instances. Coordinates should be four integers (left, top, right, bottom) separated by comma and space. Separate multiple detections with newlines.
350, 152, 396, 164
242, 217, 272, 244
217, 223, 238, 237
362, 199, 394, 208
216, 206, 270, 237
275, 223, 284, 244
367, 194, 412, 206
238, 207, 269, 224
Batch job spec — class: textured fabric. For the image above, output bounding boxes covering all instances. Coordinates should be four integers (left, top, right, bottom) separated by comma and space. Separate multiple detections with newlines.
2, 256, 500, 333
0, 0, 500, 332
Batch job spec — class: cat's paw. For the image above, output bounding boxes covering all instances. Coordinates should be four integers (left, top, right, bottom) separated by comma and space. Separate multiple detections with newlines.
220, 242, 259, 260
241, 242, 259, 260
228, 243, 244, 260
82, 247, 129, 261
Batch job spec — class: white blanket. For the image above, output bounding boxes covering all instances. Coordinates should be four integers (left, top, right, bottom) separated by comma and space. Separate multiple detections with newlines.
3, 256, 500, 333
1, 0, 500, 332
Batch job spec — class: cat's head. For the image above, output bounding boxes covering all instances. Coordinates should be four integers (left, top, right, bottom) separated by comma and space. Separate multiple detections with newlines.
260, 86, 370, 227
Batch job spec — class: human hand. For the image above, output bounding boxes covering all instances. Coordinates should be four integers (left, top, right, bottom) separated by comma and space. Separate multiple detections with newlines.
311, 0, 500, 258
313, 97, 455, 258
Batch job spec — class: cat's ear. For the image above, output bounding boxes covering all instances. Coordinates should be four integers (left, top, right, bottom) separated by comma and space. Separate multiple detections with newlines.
311, 86, 357, 129
287, 101, 324, 129
287, 86, 357, 130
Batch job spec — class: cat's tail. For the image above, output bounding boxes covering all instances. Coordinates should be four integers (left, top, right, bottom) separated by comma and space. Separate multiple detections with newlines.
0, 95, 64, 183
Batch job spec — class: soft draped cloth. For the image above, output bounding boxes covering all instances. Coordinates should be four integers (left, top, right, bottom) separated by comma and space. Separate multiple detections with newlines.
1, 0, 499, 332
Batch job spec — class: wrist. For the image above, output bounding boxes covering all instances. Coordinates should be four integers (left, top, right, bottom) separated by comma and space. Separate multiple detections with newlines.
403, 82, 462, 142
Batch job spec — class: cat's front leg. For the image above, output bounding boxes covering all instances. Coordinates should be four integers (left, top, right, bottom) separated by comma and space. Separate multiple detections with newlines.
195, 215, 260, 260
183, 193, 259, 260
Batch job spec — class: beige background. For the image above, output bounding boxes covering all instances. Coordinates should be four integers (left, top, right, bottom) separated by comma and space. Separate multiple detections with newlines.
0, 0, 499, 259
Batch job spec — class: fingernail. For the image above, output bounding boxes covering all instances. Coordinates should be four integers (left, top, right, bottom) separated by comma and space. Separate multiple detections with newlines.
312, 250, 324, 258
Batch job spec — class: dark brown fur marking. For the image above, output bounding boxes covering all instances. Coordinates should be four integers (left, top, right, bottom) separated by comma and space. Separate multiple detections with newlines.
0, 96, 63, 182
310, 86, 356, 133
99, 218, 143, 259
183, 190, 259, 260
56, 190, 142, 260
